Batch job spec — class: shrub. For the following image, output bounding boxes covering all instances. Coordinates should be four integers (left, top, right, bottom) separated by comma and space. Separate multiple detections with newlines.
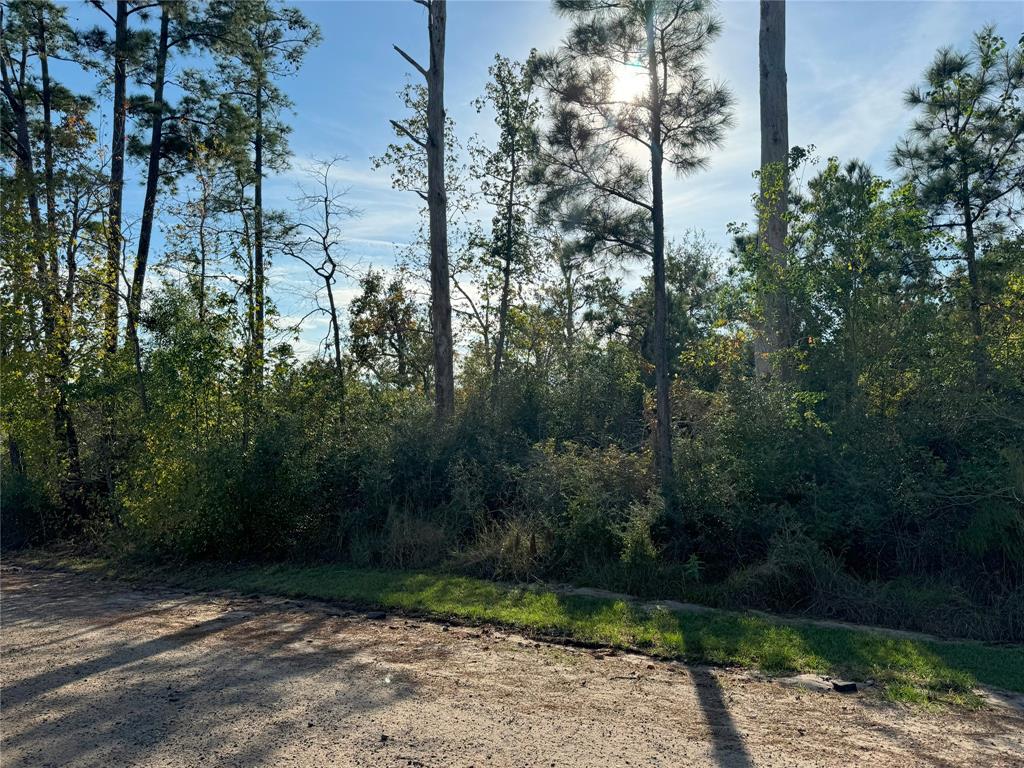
451, 515, 551, 581
382, 509, 452, 569
1, 471, 57, 549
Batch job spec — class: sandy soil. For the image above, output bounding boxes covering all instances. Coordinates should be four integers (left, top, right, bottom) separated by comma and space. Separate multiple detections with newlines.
2, 566, 1022, 767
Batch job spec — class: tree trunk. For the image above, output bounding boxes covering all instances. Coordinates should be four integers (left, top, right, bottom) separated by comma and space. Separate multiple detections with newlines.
492, 121, 518, 391
492, 203, 515, 390
5, 27, 81, 492
647, 6, 673, 496
2, 59, 50, 339
324, 271, 346, 425
126, 0, 171, 412
757, 0, 791, 379
253, 75, 266, 393
492, 256, 513, 388
238, 179, 255, 451
426, 0, 455, 419
36, 9, 57, 283
59, 236, 83, 489
7, 98, 42, 233
7, 436, 25, 476
105, 0, 129, 356
961, 188, 986, 383
198, 175, 210, 323
36, 11, 80, 483
560, 255, 575, 358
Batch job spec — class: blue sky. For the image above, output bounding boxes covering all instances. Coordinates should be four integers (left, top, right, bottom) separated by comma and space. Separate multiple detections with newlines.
270, 0, 1021, 247
55, 0, 1024, 356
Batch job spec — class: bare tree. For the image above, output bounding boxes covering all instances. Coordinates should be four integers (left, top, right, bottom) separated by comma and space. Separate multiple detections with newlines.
284, 157, 360, 426
755, 0, 792, 379
392, 0, 454, 419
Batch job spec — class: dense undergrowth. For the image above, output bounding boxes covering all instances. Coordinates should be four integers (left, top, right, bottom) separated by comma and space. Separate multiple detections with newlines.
7, 340, 1023, 644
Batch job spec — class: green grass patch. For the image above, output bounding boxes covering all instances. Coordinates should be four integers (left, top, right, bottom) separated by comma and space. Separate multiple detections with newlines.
17, 552, 1024, 708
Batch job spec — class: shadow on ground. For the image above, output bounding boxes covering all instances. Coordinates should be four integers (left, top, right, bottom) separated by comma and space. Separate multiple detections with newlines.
1, 571, 414, 767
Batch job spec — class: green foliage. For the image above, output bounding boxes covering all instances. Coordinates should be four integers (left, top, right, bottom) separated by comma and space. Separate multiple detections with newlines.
892, 27, 1023, 240
0, 471, 59, 548
348, 269, 432, 391
3, 8, 1023, 652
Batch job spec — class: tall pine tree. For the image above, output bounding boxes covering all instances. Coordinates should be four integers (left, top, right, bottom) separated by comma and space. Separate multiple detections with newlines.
534, 0, 732, 495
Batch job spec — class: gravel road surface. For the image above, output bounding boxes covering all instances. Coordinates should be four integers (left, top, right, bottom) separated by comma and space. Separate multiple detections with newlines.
2, 566, 1022, 767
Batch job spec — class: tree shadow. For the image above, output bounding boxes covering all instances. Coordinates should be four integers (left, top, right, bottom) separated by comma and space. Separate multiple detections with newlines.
6, 565, 1014, 767
688, 667, 754, 768
1, 572, 418, 767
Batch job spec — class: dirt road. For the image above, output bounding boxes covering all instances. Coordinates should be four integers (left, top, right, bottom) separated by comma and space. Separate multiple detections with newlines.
2, 567, 1022, 767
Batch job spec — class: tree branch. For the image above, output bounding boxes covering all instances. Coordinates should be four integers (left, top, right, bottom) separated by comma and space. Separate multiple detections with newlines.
390, 119, 427, 149
393, 44, 428, 80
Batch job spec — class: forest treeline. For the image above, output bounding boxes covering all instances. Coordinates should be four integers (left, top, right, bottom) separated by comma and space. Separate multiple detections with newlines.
2, 1, 1023, 641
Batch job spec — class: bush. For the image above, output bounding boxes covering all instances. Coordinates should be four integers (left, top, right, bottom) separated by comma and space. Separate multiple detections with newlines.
382, 509, 452, 569
717, 530, 843, 614
515, 441, 655, 572
96, 322, 1023, 643
1, 471, 57, 549
451, 515, 550, 581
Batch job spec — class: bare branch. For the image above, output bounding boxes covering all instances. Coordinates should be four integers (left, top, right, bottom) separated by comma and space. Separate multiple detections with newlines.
393, 44, 428, 80
390, 119, 427, 149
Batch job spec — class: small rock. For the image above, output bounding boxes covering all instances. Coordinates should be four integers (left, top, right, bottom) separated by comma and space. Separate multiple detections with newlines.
380, 734, 389, 743
777, 674, 832, 693
307, 721, 314, 728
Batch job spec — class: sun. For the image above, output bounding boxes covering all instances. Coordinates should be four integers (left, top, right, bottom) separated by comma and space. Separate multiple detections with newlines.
610, 60, 648, 102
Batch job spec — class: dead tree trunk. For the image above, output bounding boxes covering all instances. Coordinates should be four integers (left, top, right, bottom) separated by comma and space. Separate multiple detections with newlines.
324, 268, 346, 425
426, 0, 454, 418
392, 0, 454, 418
756, 0, 791, 379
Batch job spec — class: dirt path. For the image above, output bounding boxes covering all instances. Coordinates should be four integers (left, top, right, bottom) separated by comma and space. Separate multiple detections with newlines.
2, 567, 1022, 767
